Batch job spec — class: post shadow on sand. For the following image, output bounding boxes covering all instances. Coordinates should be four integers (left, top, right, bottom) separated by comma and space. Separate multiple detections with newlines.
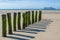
12, 33, 35, 38
33, 19, 53, 27
4, 36, 29, 40
24, 19, 53, 32
4, 19, 53, 40
4, 33, 35, 40
25, 28, 45, 32
16, 19, 53, 34
15, 30, 37, 34
27, 19, 53, 29
4, 32, 35, 40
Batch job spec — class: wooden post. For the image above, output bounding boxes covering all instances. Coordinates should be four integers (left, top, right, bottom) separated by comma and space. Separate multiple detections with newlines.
23, 13, 26, 29
13, 12, 17, 31
27, 11, 31, 25
30, 11, 32, 24
25, 13, 27, 27
34, 11, 35, 22
26, 12, 28, 26
35, 11, 37, 22
37, 11, 39, 22
7, 13, 13, 34
32, 11, 34, 24
18, 12, 21, 30
39, 11, 42, 21
2, 14, 7, 37
25, 12, 27, 27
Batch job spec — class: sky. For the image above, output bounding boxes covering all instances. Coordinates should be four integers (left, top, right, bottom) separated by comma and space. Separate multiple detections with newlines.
0, 0, 60, 9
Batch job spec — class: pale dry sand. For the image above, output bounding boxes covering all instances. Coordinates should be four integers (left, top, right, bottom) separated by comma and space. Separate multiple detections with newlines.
0, 10, 60, 40
30, 10, 60, 40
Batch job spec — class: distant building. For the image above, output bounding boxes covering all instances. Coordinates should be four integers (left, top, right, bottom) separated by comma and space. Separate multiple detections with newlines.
43, 7, 56, 10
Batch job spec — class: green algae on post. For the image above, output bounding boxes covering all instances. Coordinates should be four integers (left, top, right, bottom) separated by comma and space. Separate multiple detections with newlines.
35, 11, 37, 22
2, 14, 7, 37
23, 13, 26, 29
13, 12, 17, 31
32, 11, 34, 24
7, 13, 13, 34
39, 11, 42, 21
27, 11, 31, 25
18, 12, 21, 30
26, 12, 28, 26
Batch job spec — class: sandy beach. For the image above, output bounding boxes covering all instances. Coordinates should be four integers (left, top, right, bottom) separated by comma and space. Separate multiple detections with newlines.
0, 10, 60, 40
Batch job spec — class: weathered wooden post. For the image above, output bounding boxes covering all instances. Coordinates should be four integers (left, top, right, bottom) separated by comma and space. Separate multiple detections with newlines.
18, 12, 21, 30
37, 11, 39, 22
32, 11, 34, 24
27, 11, 31, 25
39, 11, 42, 21
7, 13, 12, 34
35, 11, 37, 22
13, 12, 17, 31
25, 12, 28, 26
30, 11, 32, 24
34, 11, 35, 22
2, 14, 7, 37
25, 12, 27, 27
23, 13, 26, 29
25, 13, 27, 27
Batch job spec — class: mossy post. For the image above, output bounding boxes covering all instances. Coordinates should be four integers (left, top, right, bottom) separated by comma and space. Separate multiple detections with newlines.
25, 12, 27, 27
39, 11, 42, 21
23, 13, 26, 29
7, 13, 12, 34
25, 13, 27, 27
2, 14, 7, 37
26, 12, 29, 26
35, 11, 37, 22
32, 11, 34, 24
26, 12, 28, 26
34, 11, 35, 22
13, 12, 17, 31
27, 11, 31, 25
18, 12, 21, 30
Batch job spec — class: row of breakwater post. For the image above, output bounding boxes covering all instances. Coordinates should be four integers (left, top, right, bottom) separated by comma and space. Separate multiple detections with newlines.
2, 10, 42, 37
